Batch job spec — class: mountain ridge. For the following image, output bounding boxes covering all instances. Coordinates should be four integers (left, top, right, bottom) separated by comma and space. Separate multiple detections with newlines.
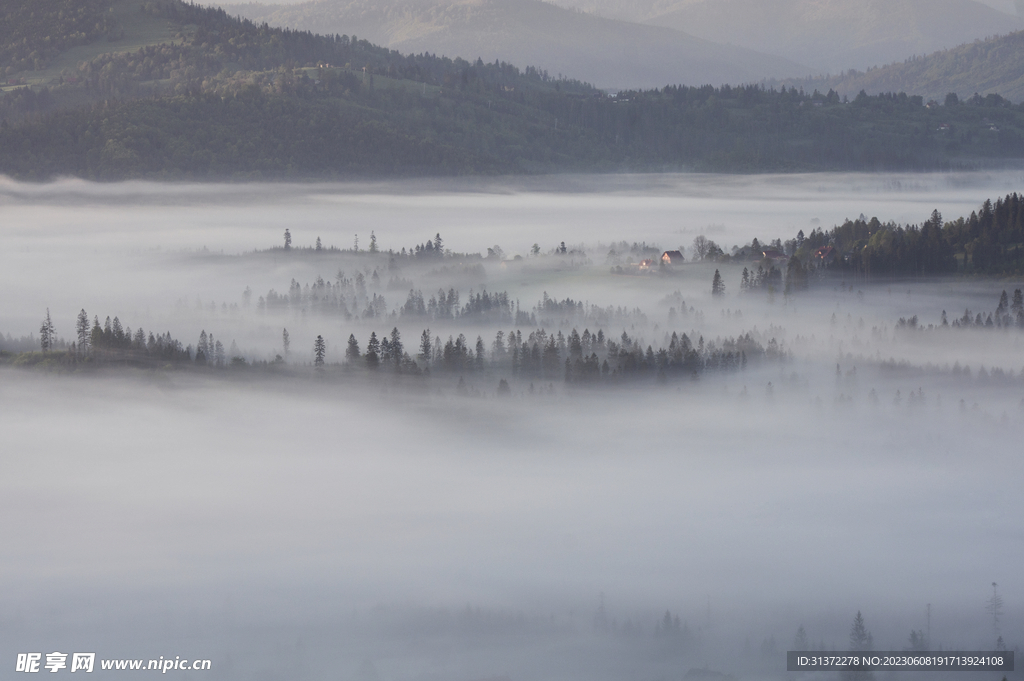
545, 0, 1023, 74
217, 0, 811, 89
5, 0, 1024, 179
779, 29, 1024, 103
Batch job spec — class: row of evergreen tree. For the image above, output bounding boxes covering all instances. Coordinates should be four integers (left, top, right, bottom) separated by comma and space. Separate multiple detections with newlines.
792, 195, 1024, 277
30, 309, 229, 367
23, 306, 784, 386
332, 326, 780, 383
895, 289, 1024, 330
253, 272, 644, 329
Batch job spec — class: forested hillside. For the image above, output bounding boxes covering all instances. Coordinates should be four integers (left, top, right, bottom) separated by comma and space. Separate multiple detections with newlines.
220, 0, 808, 90
783, 30, 1024, 103
0, 0, 120, 73
637, 0, 1021, 74
805, 192, 1024, 277
540, 0, 1022, 75
5, 0, 1024, 178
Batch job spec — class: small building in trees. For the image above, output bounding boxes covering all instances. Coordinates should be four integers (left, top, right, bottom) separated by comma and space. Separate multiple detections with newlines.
661, 250, 684, 265
814, 245, 837, 265
760, 248, 788, 265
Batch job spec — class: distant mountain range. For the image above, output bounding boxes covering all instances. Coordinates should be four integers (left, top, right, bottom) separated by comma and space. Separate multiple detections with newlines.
781, 29, 1024, 103
5, 0, 1024, 180
547, 0, 1023, 74
219, 0, 810, 89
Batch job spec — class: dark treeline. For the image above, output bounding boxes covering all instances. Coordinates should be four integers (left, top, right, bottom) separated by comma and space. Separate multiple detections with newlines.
0, 89, 494, 179
896, 288, 1024, 330
12, 305, 785, 388
331, 325, 782, 387
11, 308, 250, 370
0, 0, 119, 73
6, 0, 1024, 177
7, 79, 1024, 179
808, 194, 1024, 276
691, 193, 1024, 283
254, 273, 647, 330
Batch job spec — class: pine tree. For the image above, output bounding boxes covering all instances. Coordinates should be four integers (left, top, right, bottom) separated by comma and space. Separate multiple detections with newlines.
369, 231, 378, 253
843, 612, 875, 681
76, 309, 90, 353
39, 309, 55, 352
389, 327, 403, 363
996, 290, 1009, 324
794, 625, 809, 650
284, 229, 292, 250
346, 334, 360, 362
850, 611, 872, 651
315, 236, 322, 251
492, 330, 506, 360
196, 330, 208, 365
419, 328, 432, 363
314, 335, 326, 368
786, 256, 808, 292
987, 582, 1004, 642
365, 332, 380, 368
712, 269, 725, 296
282, 328, 290, 357
90, 316, 103, 350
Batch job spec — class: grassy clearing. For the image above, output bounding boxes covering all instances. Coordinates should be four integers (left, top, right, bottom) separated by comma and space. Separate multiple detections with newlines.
299, 66, 443, 95
18, 0, 184, 86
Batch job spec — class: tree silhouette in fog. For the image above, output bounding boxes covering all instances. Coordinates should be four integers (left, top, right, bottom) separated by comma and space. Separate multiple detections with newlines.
346, 334, 360, 362
314, 335, 326, 369
850, 611, 872, 651
365, 332, 380, 368
39, 309, 55, 351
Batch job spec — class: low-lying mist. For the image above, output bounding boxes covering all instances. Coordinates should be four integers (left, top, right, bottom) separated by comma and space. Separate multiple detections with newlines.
1, 173, 1022, 681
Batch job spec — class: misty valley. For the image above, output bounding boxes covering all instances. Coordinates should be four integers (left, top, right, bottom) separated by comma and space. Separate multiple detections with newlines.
1, 172, 1022, 681
8, 228, 1024, 401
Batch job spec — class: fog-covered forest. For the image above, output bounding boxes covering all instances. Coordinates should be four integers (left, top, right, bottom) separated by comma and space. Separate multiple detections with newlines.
5, 0, 1024, 675
1, 172, 1022, 680
9, 188, 1024, 385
